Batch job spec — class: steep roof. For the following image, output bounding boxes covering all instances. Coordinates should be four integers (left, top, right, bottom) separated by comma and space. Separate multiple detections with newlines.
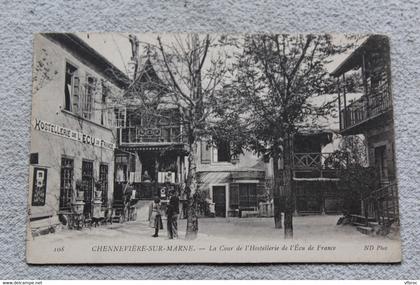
125, 58, 169, 94
330, 35, 389, 77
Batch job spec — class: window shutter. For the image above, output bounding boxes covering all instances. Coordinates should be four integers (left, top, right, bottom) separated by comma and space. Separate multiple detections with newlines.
212, 147, 218, 163
200, 141, 211, 164
73, 76, 80, 113
122, 108, 127, 127
229, 183, 239, 207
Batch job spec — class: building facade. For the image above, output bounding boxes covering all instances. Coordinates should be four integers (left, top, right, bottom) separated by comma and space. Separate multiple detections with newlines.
114, 59, 189, 220
331, 35, 399, 225
196, 142, 267, 218
28, 34, 128, 234
291, 131, 345, 215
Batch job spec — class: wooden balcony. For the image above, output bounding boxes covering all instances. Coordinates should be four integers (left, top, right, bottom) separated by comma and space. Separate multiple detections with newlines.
331, 35, 392, 135
292, 152, 348, 179
340, 91, 392, 133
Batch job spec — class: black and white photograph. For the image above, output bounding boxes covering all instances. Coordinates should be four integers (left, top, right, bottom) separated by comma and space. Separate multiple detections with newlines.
26, 33, 401, 263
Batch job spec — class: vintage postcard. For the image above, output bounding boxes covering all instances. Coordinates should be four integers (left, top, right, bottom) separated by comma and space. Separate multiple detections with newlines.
26, 33, 401, 263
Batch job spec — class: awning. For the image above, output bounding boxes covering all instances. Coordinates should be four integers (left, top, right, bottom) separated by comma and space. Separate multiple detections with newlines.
293, 177, 339, 182
120, 143, 189, 153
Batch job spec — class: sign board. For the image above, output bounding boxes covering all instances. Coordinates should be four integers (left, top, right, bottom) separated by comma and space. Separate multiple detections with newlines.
137, 128, 161, 137
32, 167, 47, 206
33, 118, 115, 150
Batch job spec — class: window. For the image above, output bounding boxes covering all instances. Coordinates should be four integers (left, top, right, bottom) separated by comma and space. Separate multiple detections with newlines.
59, 157, 74, 211
115, 108, 126, 128
99, 164, 108, 206
100, 80, 109, 126
64, 62, 79, 112
213, 141, 231, 163
107, 108, 115, 128
239, 183, 257, 209
83, 75, 96, 120
200, 141, 211, 164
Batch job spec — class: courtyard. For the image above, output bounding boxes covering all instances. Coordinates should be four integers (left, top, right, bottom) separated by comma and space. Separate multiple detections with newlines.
32, 215, 399, 245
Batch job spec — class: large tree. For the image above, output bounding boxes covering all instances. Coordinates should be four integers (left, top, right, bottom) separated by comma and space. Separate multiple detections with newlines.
146, 34, 234, 239
227, 34, 351, 238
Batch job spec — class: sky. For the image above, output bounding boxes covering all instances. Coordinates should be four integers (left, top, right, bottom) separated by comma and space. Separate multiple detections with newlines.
76, 33, 366, 133
76, 32, 366, 80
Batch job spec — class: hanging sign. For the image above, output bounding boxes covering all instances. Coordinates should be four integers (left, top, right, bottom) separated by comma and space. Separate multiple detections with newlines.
32, 167, 47, 206
137, 128, 161, 137
33, 118, 115, 150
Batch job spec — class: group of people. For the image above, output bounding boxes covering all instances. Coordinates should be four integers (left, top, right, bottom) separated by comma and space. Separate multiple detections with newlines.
149, 189, 180, 239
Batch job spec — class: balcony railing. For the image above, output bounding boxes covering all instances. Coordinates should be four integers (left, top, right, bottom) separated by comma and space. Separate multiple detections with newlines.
340, 84, 392, 131
363, 182, 399, 226
293, 152, 348, 170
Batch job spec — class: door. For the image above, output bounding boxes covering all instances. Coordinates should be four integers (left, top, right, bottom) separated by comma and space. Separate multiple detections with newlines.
213, 186, 226, 217
82, 160, 94, 217
99, 164, 108, 206
374, 145, 388, 185
59, 157, 74, 211
295, 182, 322, 214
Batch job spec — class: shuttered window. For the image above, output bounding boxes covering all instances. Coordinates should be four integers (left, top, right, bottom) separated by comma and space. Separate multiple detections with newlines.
83, 75, 96, 120
64, 62, 79, 112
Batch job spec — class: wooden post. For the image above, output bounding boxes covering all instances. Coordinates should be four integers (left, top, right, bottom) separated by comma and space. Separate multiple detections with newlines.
176, 155, 181, 183
337, 78, 342, 130
361, 52, 369, 117
180, 156, 184, 184
154, 155, 159, 183
342, 74, 347, 129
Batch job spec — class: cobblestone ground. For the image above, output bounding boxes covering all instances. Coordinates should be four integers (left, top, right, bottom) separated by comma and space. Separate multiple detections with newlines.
32, 214, 399, 244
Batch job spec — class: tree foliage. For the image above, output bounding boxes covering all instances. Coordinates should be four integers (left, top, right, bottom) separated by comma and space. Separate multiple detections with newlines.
220, 34, 354, 237
326, 135, 378, 215
137, 34, 237, 239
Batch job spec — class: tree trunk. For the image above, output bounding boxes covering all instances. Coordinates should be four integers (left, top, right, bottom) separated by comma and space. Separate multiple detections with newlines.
185, 142, 199, 240
272, 152, 282, 228
283, 134, 293, 239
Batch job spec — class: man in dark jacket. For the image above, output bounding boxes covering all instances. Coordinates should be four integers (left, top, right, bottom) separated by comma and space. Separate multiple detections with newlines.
166, 189, 180, 239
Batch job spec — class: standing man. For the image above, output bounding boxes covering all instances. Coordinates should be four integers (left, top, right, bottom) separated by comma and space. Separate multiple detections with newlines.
166, 189, 180, 239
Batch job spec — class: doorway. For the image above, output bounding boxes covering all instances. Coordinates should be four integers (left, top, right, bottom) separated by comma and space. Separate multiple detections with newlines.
212, 186, 227, 217
82, 160, 94, 217
374, 145, 387, 184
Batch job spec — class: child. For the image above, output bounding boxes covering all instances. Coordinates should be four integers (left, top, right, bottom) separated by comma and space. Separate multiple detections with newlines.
150, 197, 163, 237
